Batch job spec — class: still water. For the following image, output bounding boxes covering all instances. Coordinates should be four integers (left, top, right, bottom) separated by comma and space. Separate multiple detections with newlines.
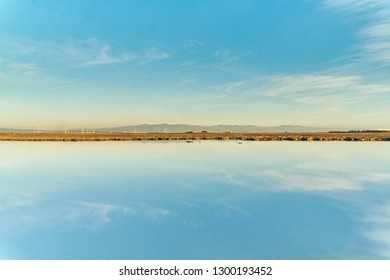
1, 141, 389, 259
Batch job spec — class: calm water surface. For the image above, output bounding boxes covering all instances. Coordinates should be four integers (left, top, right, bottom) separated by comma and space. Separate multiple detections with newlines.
1, 141, 390, 259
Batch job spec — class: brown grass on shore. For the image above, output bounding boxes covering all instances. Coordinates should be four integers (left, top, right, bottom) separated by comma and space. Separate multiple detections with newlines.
1, 132, 390, 142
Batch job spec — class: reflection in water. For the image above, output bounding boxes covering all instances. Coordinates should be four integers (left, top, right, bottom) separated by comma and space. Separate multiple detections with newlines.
0, 141, 389, 259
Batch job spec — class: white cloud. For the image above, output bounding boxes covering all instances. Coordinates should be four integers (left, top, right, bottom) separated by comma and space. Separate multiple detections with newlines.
213, 74, 390, 105
0, 193, 39, 211
0, 33, 170, 69
363, 22, 390, 38
181, 40, 204, 48
0, 33, 172, 98
323, 0, 390, 66
199, 1, 390, 124
0, 34, 127, 69
215, 49, 230, 57
268, 74, 390, 104
6, 62, 38, 75
323, 0, 389, 11
136, 48, 170, 65
214, 49, 250, 65
361, 34, 390, 65
66, 38, 133, 67
169, 78, 198, 91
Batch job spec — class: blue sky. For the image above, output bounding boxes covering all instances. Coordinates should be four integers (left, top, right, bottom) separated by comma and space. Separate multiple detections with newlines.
1, 0, 390, 129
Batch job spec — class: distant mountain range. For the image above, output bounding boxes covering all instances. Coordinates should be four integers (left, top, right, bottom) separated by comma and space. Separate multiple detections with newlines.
0, 128, 37, 133
0, 124, 334, 133
98, 124, 333, 133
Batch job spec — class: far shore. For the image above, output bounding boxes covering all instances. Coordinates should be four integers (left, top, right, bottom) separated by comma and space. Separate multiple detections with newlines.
1, 132, 390, 142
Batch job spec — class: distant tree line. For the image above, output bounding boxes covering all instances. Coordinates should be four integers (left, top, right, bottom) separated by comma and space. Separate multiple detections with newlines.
328, 130, 389, 133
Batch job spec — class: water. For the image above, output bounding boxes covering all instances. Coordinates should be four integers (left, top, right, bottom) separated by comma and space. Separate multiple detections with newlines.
1, 141, 390, 259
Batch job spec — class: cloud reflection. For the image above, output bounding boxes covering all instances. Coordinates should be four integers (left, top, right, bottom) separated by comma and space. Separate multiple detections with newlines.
0, 199, 170, 233
360, 203, 390, 258
213, 150, 390, 193
64, 202, 171, 230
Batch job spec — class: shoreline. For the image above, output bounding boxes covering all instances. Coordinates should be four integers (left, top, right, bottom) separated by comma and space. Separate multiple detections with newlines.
1, 132, 390, 142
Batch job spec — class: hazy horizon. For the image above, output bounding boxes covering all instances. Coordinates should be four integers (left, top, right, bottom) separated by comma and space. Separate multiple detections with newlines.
4, 122, 388, 132
1, 1, 390, 128
0, 122, 371, 132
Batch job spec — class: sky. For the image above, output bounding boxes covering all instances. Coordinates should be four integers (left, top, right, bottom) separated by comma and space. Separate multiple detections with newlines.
0, 0, 390, 129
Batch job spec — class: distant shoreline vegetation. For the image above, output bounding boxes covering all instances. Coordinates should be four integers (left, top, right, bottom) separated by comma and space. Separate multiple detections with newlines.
1, 124, 389, 134
0, 124, 333, 134
328, 130, 390, 133
1, 132, 390, 142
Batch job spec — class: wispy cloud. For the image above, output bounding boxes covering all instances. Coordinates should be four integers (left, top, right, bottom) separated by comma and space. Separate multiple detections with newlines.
266, 74, 390, 104
215, 49, 230, 58
323, 0, 390, 66
355, 4, 390, 68
363, 32, 390, 65
181, 40, 204, 48
0, 34, 125, 73
168, 77, 198, 91
202, 1, 390, 112
323, 0, 389, 12
136, 48, 170, 65
363, 22, 390, 38
0, 33, 170, 69
66, 38, 134, 67
214, 49, 250, 65
213, 73, 390, 105
0, 33, 172, 99
5, 62, 38, 75
0, 193, 39, 211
